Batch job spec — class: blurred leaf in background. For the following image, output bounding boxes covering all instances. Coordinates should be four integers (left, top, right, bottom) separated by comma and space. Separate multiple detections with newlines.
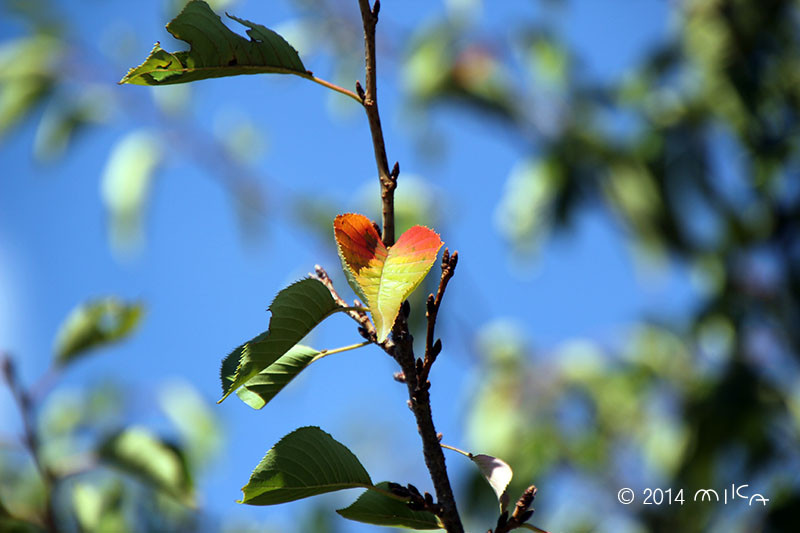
407, 0, 800, 531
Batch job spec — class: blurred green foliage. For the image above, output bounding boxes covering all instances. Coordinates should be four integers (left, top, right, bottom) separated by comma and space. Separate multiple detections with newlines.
1, 296, 220, 533
403, 0, 800, 531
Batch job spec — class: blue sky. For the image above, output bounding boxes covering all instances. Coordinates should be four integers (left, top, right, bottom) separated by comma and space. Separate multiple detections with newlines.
0, 0, 693, 530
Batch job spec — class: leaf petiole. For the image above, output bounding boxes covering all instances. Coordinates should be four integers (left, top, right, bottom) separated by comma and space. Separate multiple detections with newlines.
340, 306, 370, 313
440, 443, 473, 458
311, 341, 372, 363
302, 74, 363, 104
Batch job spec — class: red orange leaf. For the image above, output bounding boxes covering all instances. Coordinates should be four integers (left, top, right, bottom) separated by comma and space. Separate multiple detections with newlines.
334, 213, 443, 342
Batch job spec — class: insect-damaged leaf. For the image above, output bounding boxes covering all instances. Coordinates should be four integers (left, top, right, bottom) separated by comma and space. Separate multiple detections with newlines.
337, 482, 442, 530
120, 0, 308, 86
218, 279, 342, 402
334, 213, 443, 342
240, 426, 372, 505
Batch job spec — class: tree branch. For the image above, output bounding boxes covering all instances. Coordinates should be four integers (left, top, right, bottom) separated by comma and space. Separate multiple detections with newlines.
353, 2, 463, 531
1, 354, 60, 533
390, 316, 463, 532
313, 265, 378, 342
356, 0, 396, 247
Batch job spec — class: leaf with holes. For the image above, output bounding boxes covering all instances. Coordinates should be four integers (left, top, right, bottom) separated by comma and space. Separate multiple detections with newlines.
218, 279, 344, 402
337, 482, 443, 530
334, 213, 443, 342
240, 426, 372, 505
120, 0, 309, 86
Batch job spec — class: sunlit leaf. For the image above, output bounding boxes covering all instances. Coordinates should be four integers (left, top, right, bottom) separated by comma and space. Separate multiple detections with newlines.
0, 35, 60, 138
53, 298, 143, 366
334, 213, 443, 342
494, 159, 561, 255
236, 344, 319, 410
120, 0, 308, 86
337, 482, 442, 530
101, 130, 163, 254
218, 279, 343, 402
240, 426, 372, 505
471, 454, 513, 511
159, 380, 221, 466
71, 480, 126, 533
99, 427, 193, 505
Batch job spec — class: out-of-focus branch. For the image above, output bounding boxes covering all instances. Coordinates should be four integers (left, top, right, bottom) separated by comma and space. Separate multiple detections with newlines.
1, 354, 60, 533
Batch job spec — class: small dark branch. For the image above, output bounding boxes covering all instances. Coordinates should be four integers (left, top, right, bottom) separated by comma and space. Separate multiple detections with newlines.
390, 314, 464, 532
420, 249, 459, 383
492, 485, 538, 533
356, 0, 395, 247
313, 265, 378, 340
2, 354, 60, 533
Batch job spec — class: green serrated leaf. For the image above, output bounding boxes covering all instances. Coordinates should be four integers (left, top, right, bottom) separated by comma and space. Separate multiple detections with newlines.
240, 426, 372, 505
99, 426, 193, 505
54, 298, 143, 366
219, 278, 342, 402
236, 344, 319, 409
120, 0, 308, 86
336, 482, 443, 530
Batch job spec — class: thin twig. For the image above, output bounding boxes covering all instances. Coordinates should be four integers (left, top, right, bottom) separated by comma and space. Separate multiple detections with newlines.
492, 486, 539, 533
356, 0, 396, 247
421, 249, 459, 383
313, 265, 378, 342
1, 354, 60, 533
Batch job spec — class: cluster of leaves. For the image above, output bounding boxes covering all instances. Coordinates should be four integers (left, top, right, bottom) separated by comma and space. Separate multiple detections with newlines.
213, 210, 454, 527
118, 3, 541, 528
1, 299, 221, 533
402, 0, 800, 530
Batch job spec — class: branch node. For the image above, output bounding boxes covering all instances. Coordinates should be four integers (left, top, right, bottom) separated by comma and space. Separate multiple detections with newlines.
355, 80, 365, 101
